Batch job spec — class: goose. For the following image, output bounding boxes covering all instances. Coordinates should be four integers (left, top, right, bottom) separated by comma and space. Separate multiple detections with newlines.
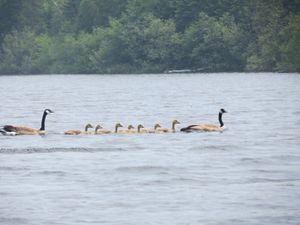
148, 123, 162, 133
155, 120, 180, 133
94, 124, 103, 134
180, 109, 227, 132
118, 125, 135, 134
94, 124, 111, 134
114, 123, 123, 133
0, 109, 54, 135
64, 123, 93, 135
136, 124, 147, 133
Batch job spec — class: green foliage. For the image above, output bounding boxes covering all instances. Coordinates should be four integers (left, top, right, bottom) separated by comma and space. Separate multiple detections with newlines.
0, 29, 42, 74
181, 13, 244, 71
49, 33, 99, 73
90, 14, 178, 73
0, 0, 23, 40
277, 13, 300, 72
77, 0, 99, 32
0, 0, 299, 74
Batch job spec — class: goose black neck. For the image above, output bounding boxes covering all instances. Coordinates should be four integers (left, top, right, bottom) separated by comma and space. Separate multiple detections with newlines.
40, 111, 48, 131
219, 112, 224, 127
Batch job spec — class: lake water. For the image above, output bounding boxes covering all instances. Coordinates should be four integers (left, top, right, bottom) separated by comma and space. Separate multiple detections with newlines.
0, 73, 300, 225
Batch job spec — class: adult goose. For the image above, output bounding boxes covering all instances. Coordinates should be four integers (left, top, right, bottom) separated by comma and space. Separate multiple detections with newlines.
180, 109, 228, 132
64, 123, 93, 135
0, 109, 54, 135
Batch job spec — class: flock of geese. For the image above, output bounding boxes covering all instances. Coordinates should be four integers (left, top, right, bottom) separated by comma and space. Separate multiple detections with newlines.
0, 108, 227, 136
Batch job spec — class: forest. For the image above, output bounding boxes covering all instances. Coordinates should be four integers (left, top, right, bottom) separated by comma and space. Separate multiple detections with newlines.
0, 0, 299, 74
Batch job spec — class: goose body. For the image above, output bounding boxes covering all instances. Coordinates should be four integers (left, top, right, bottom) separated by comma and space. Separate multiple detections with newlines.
64, 123, 93, 135
0, 109, 54, 135
180, 109, 227, 132
118, 125, 135, 134
148, 124, 162, 133
94, 124, 111, 134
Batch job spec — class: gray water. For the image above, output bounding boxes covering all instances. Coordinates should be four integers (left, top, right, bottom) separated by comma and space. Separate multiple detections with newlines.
0, 73, 300, 225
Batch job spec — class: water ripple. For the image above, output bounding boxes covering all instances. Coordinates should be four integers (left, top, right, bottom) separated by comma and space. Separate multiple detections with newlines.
0, 147, 126, 154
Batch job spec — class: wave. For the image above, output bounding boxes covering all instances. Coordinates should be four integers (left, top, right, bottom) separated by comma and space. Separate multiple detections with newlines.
116, 165, 171, 173
0, 147, 127, 154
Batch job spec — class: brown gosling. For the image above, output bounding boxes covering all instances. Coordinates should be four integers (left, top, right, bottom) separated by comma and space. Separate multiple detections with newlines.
94, 124, 111, 134
64, 123, 93, 135
118, 125, 135, 134
155, 120, 180, 133
136, 124, 148, 133
114, 123, 124, 133
148, 124, 162, 133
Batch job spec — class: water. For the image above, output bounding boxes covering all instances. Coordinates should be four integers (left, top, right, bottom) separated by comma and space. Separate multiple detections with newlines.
0, 73, 299, 225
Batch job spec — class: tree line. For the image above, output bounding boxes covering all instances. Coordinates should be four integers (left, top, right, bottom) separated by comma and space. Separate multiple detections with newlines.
0, 0, 299, 74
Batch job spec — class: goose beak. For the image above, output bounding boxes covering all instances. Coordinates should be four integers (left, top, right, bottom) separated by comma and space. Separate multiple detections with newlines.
46, 109, 54, 114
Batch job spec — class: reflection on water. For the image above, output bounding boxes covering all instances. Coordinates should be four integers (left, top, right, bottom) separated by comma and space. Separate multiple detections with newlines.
0, 73, 300, 225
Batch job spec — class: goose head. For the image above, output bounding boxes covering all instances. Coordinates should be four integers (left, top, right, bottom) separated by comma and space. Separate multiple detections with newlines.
154, 124, 161, 130
172, 119, 180, 125
115, 123, 123, 128
95, 124, 103, 131
44, 109, 54, 114
220, 108, 227, 114
137, 124, 144, 132
85, 123, 93, 129
127, 125, 135, 130
171, 119, 180, 130
114, 123, 123, 132
137, 124, 144, 129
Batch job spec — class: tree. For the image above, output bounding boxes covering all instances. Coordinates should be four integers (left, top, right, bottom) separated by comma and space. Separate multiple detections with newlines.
77, 0, 99, 32
0, 29, 41, 74
181, 12, 244, 71
0, 0, 22, 40
90, 13, 178, 73
244, 0, 287, 71
277, 13, 300, 72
